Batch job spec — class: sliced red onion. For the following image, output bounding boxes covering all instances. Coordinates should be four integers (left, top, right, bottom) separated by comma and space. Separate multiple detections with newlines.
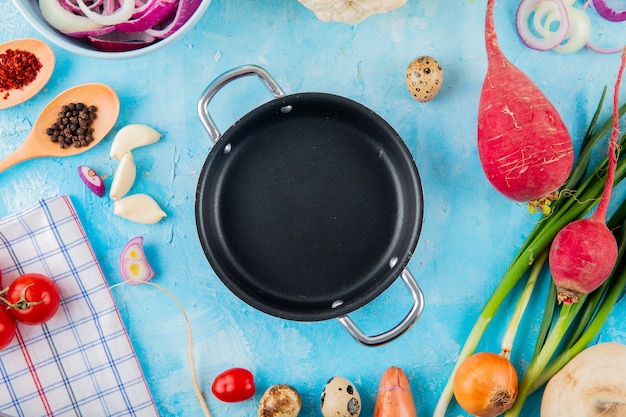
116, 0, 178, 32
78, 165, 106, 197
62, 24, 116, 38
39, 0, 205, 53
516, 0, 570, 51
119, 236, 156, 285
76, 0, 135, 25
587, 41, 626, 54
88, 30, 156, 51
592, 0, 626, 21
145, 0, 201, 38
552, 6, 591, 53
131, 0, 156, 18
39, 0, 106, 33
58, 0, 104, 13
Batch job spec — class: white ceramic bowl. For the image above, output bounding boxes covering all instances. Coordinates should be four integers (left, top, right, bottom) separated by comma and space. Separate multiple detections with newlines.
11, 0, 211, 60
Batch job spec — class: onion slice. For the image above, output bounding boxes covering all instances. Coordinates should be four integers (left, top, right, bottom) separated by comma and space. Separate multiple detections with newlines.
145, 0, 202, 38
552, 6, 591, 53
116, 0, 179, 32
88, 30, 157, 52
63, 24, 116, 38
39, 0, 105, 33
76, 0, 135, 25
516, 0, 570, 51
119, 236, 156, 285
592, 0, 626, 21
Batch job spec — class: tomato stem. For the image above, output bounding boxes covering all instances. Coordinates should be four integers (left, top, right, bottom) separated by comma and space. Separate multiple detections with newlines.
7, 284, 44, 311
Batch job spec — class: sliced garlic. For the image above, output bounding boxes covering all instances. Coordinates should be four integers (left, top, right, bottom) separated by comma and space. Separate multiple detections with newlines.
110, 124, 162, 160
113, 194, 167, 224
109, 151, 136, 200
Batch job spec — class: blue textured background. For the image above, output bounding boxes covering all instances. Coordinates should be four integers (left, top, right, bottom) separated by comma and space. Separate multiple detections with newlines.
1, 1, 625, 416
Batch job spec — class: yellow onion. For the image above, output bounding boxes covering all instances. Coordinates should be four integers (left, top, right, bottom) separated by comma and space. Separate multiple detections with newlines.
453, 352, 518, 417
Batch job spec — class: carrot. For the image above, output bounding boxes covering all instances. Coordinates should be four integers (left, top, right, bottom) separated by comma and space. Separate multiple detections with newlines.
374, 366, 417, 417
548, 47, 626, 304
477, 0, 574, 210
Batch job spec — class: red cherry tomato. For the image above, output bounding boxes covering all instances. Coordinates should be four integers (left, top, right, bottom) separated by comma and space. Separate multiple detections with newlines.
6, 273, 60, 325
0, 307, 17, 350
211, 367, 256, 402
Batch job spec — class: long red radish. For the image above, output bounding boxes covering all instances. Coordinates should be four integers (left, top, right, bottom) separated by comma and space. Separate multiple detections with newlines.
478, 0, 574, 209
549, 48, 626, 304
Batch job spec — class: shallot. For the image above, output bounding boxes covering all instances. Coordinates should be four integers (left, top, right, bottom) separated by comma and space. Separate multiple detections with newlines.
119, 236, 155, 285
77, 165, 105, 197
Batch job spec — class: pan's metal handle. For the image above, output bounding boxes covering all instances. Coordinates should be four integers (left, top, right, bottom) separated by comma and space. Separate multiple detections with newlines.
337, 269, 424, 347
197, 65, 286, 144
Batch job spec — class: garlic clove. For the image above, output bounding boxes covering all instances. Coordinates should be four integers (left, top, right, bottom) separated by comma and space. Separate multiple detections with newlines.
113, 194, 167, 224
109, 151, 136, 200
110, 123, 161, 160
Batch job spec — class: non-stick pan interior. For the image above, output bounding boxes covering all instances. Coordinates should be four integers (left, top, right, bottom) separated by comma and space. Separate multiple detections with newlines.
196, 93, 423, 321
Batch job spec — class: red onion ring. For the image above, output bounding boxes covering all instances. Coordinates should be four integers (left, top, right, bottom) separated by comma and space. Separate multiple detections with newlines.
516, 0, 570, 51
116, 0, 178, 32
40, 0, 204, 52
592, 0, 626, 21
88, 30, 156, 51
144, 0, 202, 38
62, 24, 117, 38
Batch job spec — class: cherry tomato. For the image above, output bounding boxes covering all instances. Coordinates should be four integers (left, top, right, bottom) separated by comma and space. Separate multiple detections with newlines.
0, 307, 16, 350
211, 367, 256, 402
6, 273, 60, 325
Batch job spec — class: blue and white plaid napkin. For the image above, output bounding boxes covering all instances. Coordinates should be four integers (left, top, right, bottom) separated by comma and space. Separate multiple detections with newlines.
0, 196, 157, 417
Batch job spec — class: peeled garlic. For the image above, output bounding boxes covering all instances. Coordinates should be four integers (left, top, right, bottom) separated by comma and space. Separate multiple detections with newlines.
110, 124, 161, 160
113, 194, 167, 224
109, 151, 136, 200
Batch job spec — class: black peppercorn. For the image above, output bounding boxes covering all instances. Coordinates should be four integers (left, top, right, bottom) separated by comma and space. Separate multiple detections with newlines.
45, 102, 98, 149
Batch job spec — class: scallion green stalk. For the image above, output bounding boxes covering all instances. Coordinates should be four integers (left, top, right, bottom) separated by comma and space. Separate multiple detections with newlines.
433, 95, 626, 417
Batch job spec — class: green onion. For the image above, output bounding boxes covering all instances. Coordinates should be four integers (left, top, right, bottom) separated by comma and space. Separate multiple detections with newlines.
433, 94, 626, 417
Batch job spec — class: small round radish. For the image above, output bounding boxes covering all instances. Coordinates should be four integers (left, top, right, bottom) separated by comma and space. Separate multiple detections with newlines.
549, 218, 618, 303
549, 47, 625, 303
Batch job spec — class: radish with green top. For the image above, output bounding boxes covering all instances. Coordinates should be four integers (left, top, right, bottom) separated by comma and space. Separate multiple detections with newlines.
548, 48, 626, 304
478, 0, 574, 212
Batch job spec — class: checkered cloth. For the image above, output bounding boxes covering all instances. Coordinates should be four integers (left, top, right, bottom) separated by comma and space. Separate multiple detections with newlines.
0, 196, 157, 417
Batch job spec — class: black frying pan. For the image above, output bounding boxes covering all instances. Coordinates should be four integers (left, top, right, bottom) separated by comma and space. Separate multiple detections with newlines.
196, 65, 424, 346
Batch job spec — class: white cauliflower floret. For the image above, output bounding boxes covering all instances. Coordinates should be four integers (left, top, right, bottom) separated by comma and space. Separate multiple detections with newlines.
297, 0, 408, 24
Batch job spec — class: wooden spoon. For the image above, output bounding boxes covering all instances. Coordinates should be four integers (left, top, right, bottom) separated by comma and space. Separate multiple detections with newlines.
0, 83, 120, 173
0, 38, 55, 110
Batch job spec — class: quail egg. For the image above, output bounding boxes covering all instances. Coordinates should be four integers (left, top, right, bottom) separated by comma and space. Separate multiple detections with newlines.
258, 384, 302, 417
320, 376, 361, 417
405, 55, 444, 102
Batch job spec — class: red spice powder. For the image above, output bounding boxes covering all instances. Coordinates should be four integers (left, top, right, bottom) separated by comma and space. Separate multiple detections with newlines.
0, 48, 43, 100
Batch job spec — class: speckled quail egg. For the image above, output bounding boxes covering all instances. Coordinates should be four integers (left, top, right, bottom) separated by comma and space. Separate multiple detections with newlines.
405, 55, 444, 102
320, 376, 361, 417
258, 384, 302, 417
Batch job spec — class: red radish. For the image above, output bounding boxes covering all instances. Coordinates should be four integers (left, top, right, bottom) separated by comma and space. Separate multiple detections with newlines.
549, 48, 626, 304
478, 0, 574, 208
